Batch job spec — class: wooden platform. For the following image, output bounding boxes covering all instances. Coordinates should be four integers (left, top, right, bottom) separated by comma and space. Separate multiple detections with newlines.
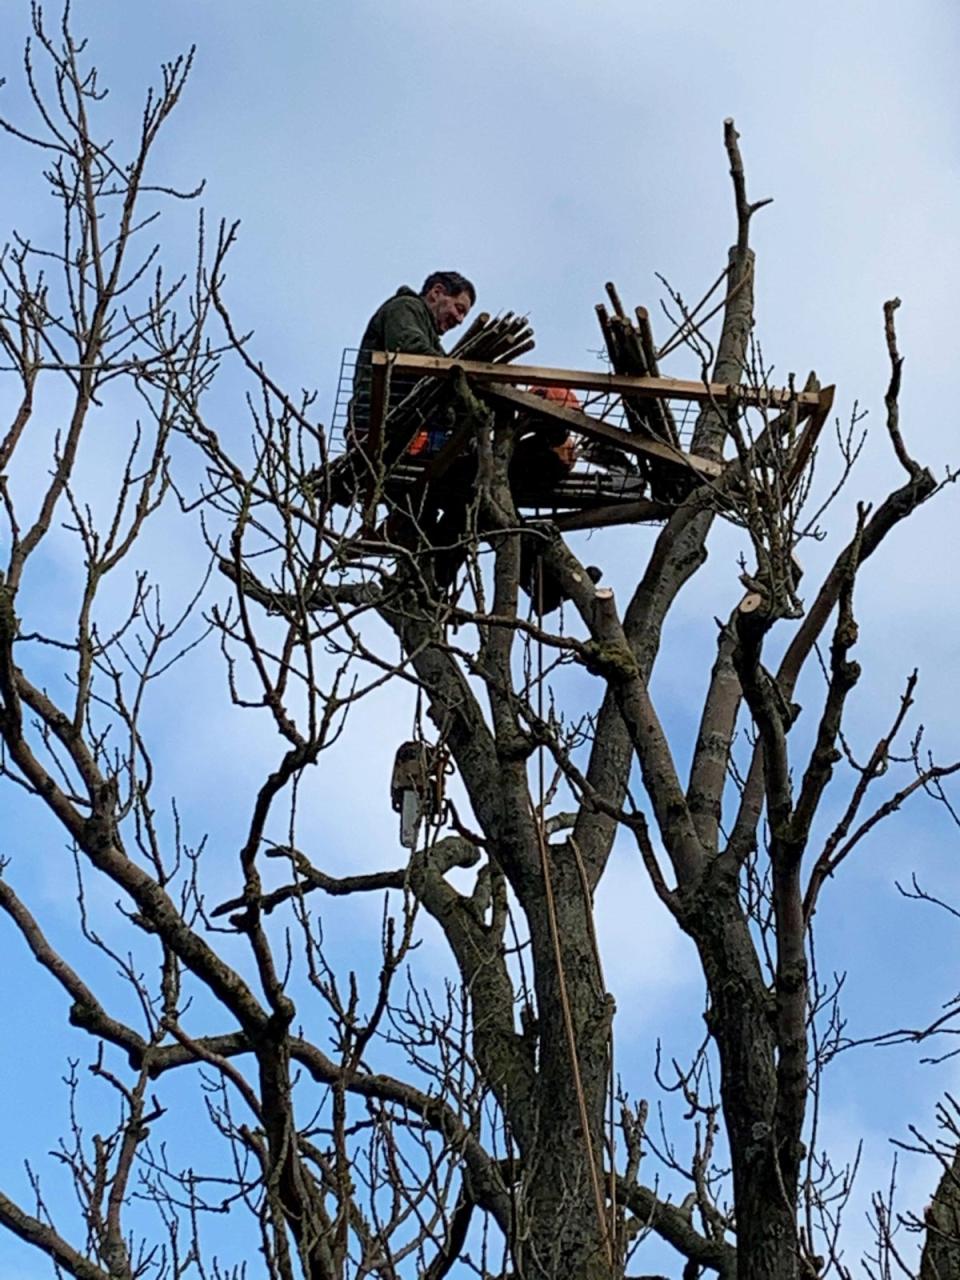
345, 350, 833, 530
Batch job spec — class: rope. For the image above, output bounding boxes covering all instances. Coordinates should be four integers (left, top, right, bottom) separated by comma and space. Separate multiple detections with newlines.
532, 558, 614, 1268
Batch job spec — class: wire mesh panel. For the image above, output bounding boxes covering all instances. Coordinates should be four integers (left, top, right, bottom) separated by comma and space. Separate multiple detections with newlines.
330, 350, 702, 464
329, 348, 360, 456
326, 347, 730, 520
576, 388, 698, 448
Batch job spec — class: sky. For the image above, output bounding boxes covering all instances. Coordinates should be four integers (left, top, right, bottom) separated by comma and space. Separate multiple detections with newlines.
0, 0, 958, 1276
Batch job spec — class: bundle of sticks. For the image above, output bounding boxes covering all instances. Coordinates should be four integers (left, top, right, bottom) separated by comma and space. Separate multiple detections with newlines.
595, 282, 693, 499
450, 310, 535, 365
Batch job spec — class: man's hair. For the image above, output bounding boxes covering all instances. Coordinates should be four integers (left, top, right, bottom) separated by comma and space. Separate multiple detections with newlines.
420, 271, 476, 305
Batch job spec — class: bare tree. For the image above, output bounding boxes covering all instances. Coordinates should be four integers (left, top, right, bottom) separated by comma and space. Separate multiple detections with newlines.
0, 8, 957, 1280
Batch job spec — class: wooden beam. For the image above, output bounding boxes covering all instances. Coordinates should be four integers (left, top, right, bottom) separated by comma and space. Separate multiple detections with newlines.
360, 358, 389, 533
481, 383, 724, 479
370, 350, 822, 410
552, 499, 674, 532
377, 468, 661, 513
783, 384, 835, 492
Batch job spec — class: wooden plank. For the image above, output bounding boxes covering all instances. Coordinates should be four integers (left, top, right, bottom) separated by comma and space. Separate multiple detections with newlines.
370, 350, 822, 410
360, 357, 389, 533
633, 306, 680, 446
552, 499, 674, 531
783, 384, 835, 492
635, 307, 660, 375
481, 383, 724, 479
378, 470, 661, 513
366, 355, 388, 454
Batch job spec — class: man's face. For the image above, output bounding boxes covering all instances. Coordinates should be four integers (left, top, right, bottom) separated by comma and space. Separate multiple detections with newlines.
425, 285, 473, 335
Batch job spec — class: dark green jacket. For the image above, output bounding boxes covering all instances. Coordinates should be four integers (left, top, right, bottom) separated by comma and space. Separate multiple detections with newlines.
352, 287, 442, 432
358, 286, 443, 359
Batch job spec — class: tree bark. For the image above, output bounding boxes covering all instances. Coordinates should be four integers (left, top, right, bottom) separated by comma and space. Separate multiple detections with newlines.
922, 1151, 960, 1280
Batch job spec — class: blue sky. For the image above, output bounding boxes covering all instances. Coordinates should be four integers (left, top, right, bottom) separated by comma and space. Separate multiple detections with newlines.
0, 0, 959, 1275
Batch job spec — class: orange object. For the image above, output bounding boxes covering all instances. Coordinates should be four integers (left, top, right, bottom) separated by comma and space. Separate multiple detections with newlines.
407, 429, 430, 456
527, 384, 582, 412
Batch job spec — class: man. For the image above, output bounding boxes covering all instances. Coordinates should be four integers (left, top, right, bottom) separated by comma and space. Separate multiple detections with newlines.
350, 274, 594, 606
351, 271, 476, 449
346, 272, 476, 587
359, 270, 475, 356
510, 385, 600, 615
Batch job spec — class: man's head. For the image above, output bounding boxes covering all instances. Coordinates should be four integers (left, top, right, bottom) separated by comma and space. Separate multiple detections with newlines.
420, 270, 476, 335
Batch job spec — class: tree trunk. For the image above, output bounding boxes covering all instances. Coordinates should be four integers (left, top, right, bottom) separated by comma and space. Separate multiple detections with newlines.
922, 1151, 960, 1280
687, 864, 802, 1280
518, 850, 616, 1280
